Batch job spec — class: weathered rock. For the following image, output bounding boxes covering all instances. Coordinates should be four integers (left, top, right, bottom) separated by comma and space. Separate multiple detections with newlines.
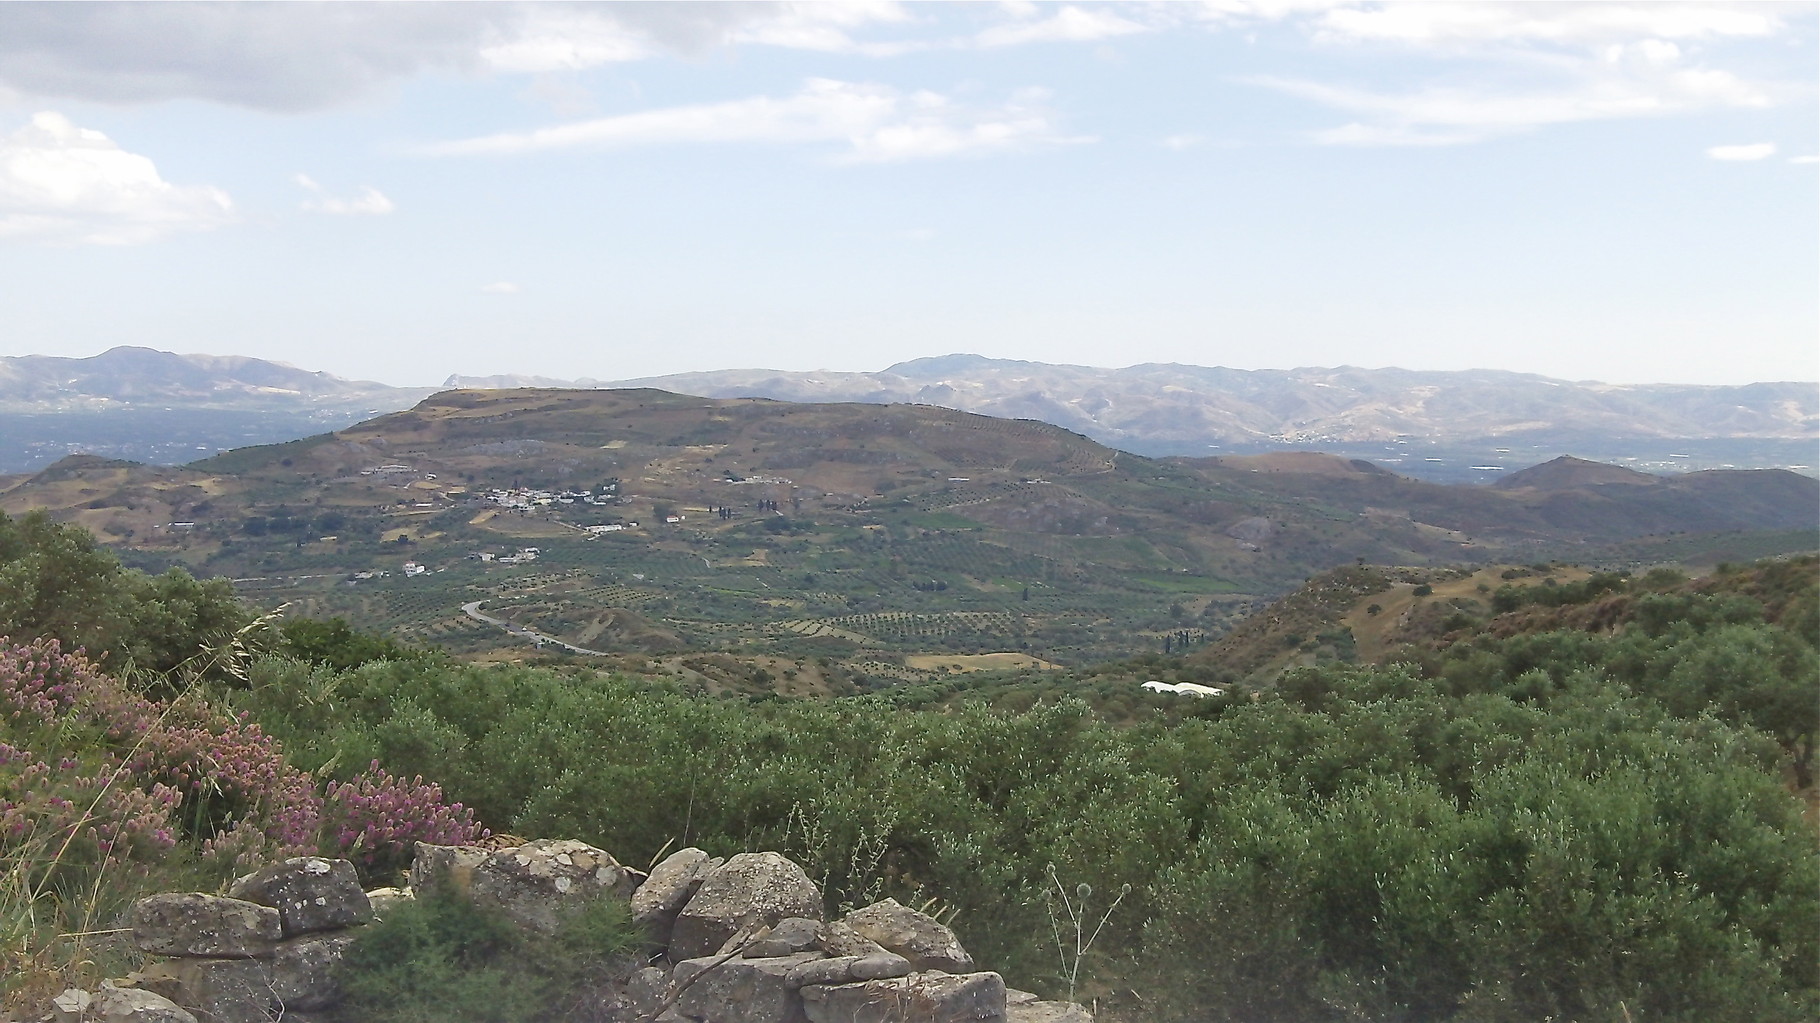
51, 988, 92, 1023
631, 847, 721, 948
1006, 987, 1041, 1007
52, 985, 198, 1023
270, 932, 358, 1010
409, 842, 491, 897
745, 917, 824, 958
784, 956, 862, 989
818, 919, 889, 959
229, 857, 370, 937
132, 958, 276, 1023
1008, 1000, 1095, 1023
799, 971, 1006, 1023
840, 898, 974, 973
131, 894, 282, 958
623, 965, 672, 1020
364, 886, 413, 918
850, 952, 914, 980
671, 852, 824, 961
465, 838, 645, 934
673, 952, 822, 1023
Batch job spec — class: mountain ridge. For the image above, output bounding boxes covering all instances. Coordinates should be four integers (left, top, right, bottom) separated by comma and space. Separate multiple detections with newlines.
4, 348, 1814, 481
604, 356, 1817, 447
0, 345, 423, 407
0, 347, 440, 473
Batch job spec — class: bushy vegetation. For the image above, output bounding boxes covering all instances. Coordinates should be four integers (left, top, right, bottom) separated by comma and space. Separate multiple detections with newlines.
337, 889, 642, 1023
233, 557, 1820, 1022
0, 510, 249, 682
0, 515, 479, 1015
3, 507, 1815, 1022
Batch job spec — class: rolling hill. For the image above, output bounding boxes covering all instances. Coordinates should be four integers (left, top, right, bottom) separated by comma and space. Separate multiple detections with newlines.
1, 388, 1812, 674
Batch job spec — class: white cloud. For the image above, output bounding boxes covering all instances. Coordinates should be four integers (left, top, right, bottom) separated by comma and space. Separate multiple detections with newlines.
0, 5, 503, 111
480, 281, 520, 294
0, 112, 233, 245
1191, 0, 1349, 27
1314, 2, 1785, 48
974, 6, 1151, 48
0, 4, 897, 108
1705, 142, 1777, 161
1190, 2, 1800, 148
0, 4, 1179, 110
1161, 133, 1207, 151
729, 2, 919, 55
425, 79, 1090, 163
478, 9, 653, 73
295, 173, 394, 215
1791, 154, 1820, 165
1253, 34, 1774, 147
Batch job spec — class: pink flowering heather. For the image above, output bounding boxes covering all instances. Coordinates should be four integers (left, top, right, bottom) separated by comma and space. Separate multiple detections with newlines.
0, 638, 482, 882
323, 763, 483, 875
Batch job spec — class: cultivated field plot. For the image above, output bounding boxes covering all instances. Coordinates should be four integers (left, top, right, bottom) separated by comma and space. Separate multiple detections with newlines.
773, 610, 1025, 645
904, 652, 1062, 672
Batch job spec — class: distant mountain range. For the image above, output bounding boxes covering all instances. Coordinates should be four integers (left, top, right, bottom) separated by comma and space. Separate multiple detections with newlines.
1, 347, 1813, 479
0, 347, 437, 472
0, 346, 423, 408
599, 356, 1818, 481
607, 354, 1815, 445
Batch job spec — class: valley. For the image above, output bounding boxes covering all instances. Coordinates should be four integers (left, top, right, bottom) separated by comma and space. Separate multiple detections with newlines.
2, 387, 1812, 685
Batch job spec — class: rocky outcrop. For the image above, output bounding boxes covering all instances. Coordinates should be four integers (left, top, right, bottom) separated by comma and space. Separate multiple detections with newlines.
632, 847, 722, 949
227, 857, 370, 937
50, 984, 197, 1023
799, 970, 1005, 1023
129, 894, 282, 959
411, 837, 645, 934
670, 852, 823, 961
840, 898, 975, 973
74, 841, 1091, 1023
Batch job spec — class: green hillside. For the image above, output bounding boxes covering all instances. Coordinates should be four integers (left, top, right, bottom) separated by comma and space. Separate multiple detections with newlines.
2, 389, 1813, 680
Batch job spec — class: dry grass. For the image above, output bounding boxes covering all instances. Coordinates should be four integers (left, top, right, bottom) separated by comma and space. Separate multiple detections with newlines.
904, 652, 1061, 672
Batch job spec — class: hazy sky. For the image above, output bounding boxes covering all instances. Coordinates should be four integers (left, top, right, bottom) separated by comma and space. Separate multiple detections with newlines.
0, 1, 1813, 387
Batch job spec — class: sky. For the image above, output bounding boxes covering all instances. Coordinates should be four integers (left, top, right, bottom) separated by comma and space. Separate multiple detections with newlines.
0, 1, 1813, 388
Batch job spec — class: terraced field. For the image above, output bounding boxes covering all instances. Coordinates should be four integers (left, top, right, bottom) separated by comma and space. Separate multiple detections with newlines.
13, 387, 1811, 674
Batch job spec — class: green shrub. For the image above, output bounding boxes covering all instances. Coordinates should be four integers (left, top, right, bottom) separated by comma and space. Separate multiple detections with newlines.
337, 890, 643, 1023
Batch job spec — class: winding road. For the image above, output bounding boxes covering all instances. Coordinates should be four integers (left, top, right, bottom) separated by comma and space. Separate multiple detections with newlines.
459, 601, 610, 656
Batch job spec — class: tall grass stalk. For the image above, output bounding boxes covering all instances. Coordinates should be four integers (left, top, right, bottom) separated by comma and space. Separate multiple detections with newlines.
1043, 865, 1129, 1003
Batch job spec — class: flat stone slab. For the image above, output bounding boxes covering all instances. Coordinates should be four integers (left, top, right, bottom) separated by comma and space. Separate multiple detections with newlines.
1008, 1000, 1095, 1023
746, 917, 824, 958
131, 894, 281, 958
840, 898, 974, 973
674, 952, 822, 1023
800, 970, 1006, 1023
818, 919, 889, 959
52, 985, 197, 1023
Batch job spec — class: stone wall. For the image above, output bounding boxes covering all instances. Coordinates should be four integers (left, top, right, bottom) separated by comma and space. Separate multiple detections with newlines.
49, 840, 1092, 1023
